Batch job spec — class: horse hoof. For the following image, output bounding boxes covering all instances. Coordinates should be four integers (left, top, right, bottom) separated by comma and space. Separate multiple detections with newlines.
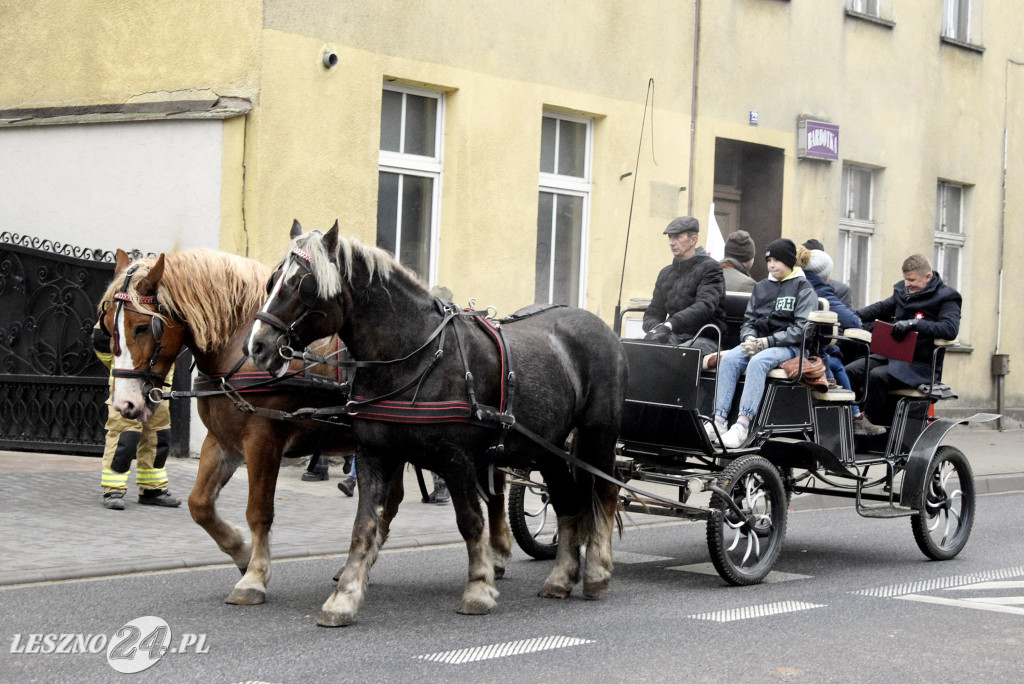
457, 598, 494, 615
225, 588, 265, 605
317, 611, 353, 627
582, 578, 609, 599
538, 583, 572, 599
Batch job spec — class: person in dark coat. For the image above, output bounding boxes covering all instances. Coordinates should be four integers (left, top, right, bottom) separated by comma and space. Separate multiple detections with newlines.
720, 230, 757, 293
800, 246, 885, 436
707, 239, 816, 448
804, 238, 853, 308
643, 216, 727, 355
844, 253, 961, 424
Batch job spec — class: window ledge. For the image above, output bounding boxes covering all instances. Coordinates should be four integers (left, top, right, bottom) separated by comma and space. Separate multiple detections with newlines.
940, 35, 986, 54
844, 9, 895, 29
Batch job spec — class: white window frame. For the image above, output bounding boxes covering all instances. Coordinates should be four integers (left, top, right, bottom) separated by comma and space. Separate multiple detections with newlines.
838, 163, 877, 308
537, 111, 592, 307
942, 0, 971, 41
378, 84, 444, 284
935, 180, 967, 291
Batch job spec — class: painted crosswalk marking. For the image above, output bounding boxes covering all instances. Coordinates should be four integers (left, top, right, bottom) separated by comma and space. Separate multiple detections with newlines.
614, 551, 674, 564
416, 636, 595, 664
853, 565, 1024, 598
687, 601, 826, 622
668, 562, 811, 584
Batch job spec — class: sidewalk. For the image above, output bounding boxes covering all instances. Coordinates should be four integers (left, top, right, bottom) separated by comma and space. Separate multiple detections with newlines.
1, 426, 1021, 586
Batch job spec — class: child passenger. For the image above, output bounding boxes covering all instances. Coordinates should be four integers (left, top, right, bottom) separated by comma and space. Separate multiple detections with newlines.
706, 238, 816, 448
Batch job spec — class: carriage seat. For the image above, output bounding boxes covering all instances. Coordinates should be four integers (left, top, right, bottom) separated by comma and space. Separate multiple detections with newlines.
889, 339, 958, 398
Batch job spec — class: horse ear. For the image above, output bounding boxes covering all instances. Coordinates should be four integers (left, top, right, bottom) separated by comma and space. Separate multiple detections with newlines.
290, 219, 303, 239
323, 221, 339, 252
139, 254, 165, 294
115, 249, 131, 276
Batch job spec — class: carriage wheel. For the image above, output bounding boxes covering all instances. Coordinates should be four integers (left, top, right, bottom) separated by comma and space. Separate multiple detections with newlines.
508, 469, 558, 560
706, 455, 788, 586
911, 446, 975, 561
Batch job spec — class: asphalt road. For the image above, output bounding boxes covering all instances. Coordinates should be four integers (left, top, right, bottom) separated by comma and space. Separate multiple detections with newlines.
2, 491, 1022, 684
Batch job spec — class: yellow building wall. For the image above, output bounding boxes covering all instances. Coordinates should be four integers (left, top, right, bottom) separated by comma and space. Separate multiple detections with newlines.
0, 1, 261, 108
250, 1, 700, 322
689, 1, 1023, 414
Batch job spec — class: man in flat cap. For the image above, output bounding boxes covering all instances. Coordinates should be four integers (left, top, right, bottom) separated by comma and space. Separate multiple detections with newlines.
642, 216, 727, 355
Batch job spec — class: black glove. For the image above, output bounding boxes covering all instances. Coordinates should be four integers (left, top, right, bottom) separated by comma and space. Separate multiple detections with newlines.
891, 318, 917, 341
644, 322, 672, 343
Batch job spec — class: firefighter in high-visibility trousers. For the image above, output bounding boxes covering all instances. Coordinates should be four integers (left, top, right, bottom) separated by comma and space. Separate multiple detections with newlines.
92, 323, 181, 511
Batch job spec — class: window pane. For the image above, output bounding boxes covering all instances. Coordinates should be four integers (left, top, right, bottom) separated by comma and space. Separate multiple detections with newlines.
377, 171, 400, 253
553, 194, 583, 305
557, 120, 587, 178
849, 232, 871, 309
399, 174, 432, 276
944, 186, 962, 234
540, 116, 556, 174
403, 94, 436, 157
941, 245, 961, 289
849, 168, 871, 220
380, 90, 403, 153
535, 192, 554, 302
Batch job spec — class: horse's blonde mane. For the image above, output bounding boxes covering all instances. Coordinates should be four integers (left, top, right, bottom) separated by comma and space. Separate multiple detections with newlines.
296, 231, 427, 297
99, 249, 271, 352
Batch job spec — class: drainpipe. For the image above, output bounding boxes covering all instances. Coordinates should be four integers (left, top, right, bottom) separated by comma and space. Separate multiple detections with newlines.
994, 59, 1024, 430
686, 0, 702, 216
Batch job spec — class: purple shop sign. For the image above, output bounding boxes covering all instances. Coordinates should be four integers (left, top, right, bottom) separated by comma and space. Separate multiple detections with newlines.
797, 119, 839, 161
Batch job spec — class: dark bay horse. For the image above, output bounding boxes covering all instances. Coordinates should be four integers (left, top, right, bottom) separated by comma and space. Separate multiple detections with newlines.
99, 247, 521, 609
247, 223, 627, 626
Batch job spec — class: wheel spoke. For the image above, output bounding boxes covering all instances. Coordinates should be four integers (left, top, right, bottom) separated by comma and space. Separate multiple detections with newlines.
741, 533, 753, 565
728, 527, 741, 552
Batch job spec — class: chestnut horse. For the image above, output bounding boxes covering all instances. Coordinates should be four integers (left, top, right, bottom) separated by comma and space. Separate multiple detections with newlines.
100, 247, 515, 608
247, 223, 627, 626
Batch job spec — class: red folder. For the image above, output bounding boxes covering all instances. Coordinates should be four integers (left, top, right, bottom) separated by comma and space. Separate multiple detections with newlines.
870, 320, 918, 363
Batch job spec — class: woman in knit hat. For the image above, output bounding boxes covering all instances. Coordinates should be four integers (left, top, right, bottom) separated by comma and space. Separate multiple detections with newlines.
720, 230, 756, 293
707, 238, 816, 448
797, 247, 886, 436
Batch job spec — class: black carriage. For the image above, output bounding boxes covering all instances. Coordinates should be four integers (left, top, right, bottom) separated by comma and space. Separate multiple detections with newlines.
509, 295, 996, 585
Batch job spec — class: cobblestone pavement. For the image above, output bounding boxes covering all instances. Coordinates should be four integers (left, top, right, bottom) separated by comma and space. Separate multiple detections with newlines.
1, 425, 1021, 586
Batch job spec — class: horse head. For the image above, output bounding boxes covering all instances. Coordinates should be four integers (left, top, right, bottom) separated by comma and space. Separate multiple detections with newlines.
99, 248, 187, 422
247, 220, 349, 375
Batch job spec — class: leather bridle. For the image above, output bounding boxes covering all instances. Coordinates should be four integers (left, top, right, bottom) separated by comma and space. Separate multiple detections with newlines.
104, 264, 171, 394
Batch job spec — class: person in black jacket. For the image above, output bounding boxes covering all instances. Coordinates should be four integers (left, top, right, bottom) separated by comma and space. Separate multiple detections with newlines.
707, 239, 817, 448
844, 253, 961, 424
642, 216, 726, 355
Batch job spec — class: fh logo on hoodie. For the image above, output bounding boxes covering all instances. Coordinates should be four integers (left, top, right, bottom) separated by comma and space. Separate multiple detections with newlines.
775, 296, 797, 312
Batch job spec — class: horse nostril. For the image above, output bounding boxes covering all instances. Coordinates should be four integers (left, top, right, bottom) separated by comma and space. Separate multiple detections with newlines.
249, 339, 262, 359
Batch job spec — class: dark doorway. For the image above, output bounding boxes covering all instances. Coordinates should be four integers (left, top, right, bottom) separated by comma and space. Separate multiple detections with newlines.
713, 138, 784, 282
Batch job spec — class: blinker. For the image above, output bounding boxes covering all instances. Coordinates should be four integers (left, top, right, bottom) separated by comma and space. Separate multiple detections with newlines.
298, 273, 319, 307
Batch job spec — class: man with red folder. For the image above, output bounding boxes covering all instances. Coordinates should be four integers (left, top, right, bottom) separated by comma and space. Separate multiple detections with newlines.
845, 254, 962, 426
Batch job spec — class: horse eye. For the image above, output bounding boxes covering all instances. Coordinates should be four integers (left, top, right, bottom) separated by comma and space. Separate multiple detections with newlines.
134, 323, 150, 336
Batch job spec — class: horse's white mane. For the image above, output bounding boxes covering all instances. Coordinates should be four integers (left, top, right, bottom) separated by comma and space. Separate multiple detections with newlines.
295, 231, 427, 297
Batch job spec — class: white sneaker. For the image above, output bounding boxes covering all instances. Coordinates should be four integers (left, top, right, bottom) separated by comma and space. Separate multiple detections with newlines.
705, 420, 723, 443
721, 422, 749, 449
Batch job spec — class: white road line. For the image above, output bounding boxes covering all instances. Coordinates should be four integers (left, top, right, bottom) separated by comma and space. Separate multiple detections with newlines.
853, 565, 1024, 598
897, 594, 1024, 616
947, 580, 1024, 591
614, 551, 674, 564
687, 601, 826, 622
416, 635, 595, 665
667, 562, 811, 583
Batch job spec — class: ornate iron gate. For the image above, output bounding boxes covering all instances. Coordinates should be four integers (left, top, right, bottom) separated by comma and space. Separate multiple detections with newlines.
0, 233, 128, 454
